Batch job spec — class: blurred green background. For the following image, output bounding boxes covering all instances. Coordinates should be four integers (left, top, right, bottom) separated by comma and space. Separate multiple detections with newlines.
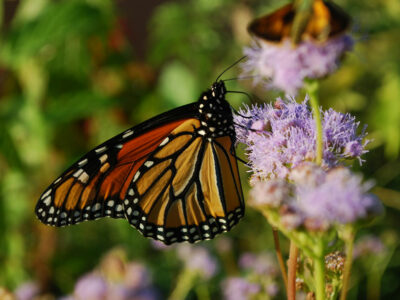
0, 0, 399, 299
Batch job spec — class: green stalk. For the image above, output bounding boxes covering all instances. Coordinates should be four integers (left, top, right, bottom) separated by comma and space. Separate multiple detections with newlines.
195, 284, 211, 300
0, 0, 3, 33
314, 254, 326, 300
306, 80, 326, 299
168, 269, 197, 300
272, 228, 288, 292
340, 229, 355, 300
306, 80, 323, 165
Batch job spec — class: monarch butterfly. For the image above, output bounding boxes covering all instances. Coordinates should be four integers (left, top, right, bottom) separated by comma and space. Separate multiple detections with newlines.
35, 80, 244, 244
248, 0, 350, 43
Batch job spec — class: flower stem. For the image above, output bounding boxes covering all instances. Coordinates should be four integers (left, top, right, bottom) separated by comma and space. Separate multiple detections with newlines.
168, 269, 197, 300
314, 255, 326, 300
340, 229, 355, 300
0, 0, 3, 33
195, 284, 211, 300
306, 80, 323, 165
288, 242, 299, 300
272, 228, 288, 292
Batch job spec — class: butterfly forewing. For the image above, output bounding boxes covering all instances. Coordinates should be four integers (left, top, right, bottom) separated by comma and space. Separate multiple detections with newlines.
36, 111, 194, 227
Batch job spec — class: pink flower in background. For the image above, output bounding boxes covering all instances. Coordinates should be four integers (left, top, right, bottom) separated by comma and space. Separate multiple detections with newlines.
243, 35, 353, 95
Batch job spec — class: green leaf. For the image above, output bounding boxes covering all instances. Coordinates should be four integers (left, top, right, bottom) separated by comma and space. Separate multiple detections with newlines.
374, 71, 400, 159
45, 90, 114, 124
158, 61, 200, 107
0, 0, 112, 67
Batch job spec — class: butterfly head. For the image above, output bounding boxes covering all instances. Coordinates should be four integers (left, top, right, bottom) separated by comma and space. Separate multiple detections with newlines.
211, 80, 227, 96
196, 81, 234, 139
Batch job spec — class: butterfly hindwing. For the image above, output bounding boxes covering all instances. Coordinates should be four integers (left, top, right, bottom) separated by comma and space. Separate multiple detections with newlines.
123, 93, 245, 244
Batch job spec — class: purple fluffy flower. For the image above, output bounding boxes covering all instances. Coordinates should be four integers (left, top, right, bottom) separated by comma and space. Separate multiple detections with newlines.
124, 262, 152, 290
265, 283, 279, 297
353, 235, 386, 259
15, 282, 39, 300
222, 277, 261, 300
74, 273, 108, 300
177, 245, 218, 280
238, 252, 278, 276
250, 164, 383, 229
243, 35, 353, 95
293, 166, 383, 226
235, 98, 368, 181
249, 179, 290, 208
150, 240, 172, 251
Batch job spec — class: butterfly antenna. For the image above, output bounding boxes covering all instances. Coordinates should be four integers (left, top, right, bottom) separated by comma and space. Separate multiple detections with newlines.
232, 109, 253, 119
226, 90, 255, 104
233, 121, 258, 132
215, 56, 247, 82
229, 147, 248, 165
222, 75, 260, 82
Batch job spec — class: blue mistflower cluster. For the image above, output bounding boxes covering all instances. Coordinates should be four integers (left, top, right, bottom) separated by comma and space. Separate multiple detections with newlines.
294, 166, 382, 226
222, 252, 279, 300
176, 244, 218, 280
235, 98, 368, 181
249, 163, 383, 229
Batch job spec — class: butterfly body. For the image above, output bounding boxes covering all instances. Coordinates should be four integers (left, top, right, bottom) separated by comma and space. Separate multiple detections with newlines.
36, 81, 244, 244
248, 0, 350, 43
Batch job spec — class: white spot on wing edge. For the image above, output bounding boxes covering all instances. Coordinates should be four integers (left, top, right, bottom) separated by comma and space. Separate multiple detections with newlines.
92, 203, 101, 211
41, 189, 52, 199
95, 146, 107, 154
73, 169, 84, 178
78, 172, 89, 184
99, 154, 108, 164
78, 158, 88, 166
144, 161, 154, 168
122, 130, 134, 139
160, 137, 169, 146
43, 196, 51, 206
133, 171, 140, 182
